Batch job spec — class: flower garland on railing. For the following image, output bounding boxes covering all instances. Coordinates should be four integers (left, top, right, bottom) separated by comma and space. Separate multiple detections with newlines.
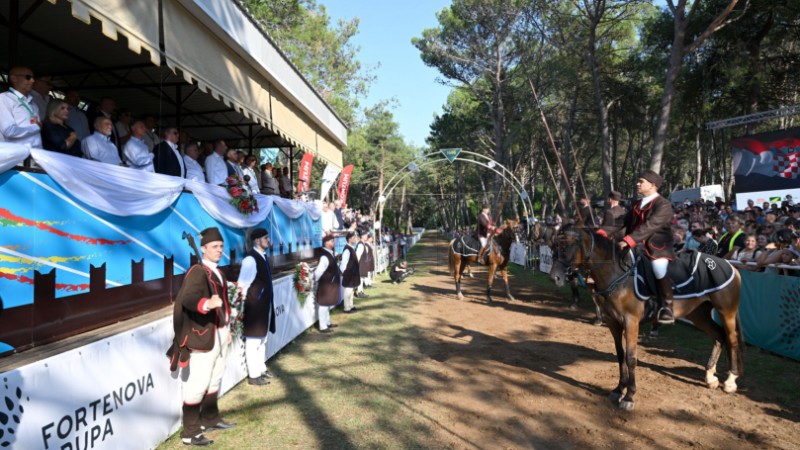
293, 262, 314, 306
226, 175, 258, 216
227, 281, 245, 338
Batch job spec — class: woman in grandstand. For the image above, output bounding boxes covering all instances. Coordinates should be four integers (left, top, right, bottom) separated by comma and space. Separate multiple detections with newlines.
41, 99, 82, 157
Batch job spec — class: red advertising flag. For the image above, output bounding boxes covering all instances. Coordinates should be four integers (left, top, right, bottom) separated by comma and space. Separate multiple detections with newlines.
296, 152, 315, 193
337, 164, 354, 206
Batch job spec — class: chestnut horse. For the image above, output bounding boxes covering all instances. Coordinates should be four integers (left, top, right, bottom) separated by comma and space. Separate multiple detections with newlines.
448, 218, 519, 303
550, 226, 744, 411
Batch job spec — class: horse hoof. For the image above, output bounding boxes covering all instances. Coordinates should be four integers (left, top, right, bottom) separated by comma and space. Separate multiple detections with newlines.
608, 392, 622, 404
619, 401, 635, 412
723, 384, 737, 394
593, 320, 603, 326
507, 296, 516, 302
707, 380, 720, 390
569, 304, 578, 311
457, 293, 464, 301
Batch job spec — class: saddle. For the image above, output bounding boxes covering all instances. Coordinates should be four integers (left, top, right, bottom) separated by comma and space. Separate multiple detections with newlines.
633, 250, 735, 301
453, 234, 481, 256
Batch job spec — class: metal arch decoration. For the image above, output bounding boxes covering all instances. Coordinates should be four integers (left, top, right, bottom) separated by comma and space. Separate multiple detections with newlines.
375, 150, 534, 234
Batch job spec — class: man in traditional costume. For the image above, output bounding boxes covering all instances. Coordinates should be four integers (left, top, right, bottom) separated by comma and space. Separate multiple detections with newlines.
237, 228, 276, 386
167, 227, 235, 446
314, 234, 341, 332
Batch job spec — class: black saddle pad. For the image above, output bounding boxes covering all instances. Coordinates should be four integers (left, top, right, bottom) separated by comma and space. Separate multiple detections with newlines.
453, 235, 481, 256
634, 250, 735, 300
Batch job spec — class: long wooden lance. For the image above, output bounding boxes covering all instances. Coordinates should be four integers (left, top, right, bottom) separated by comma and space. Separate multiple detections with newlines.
528, 79, 582, 222
538, 142, 567, 215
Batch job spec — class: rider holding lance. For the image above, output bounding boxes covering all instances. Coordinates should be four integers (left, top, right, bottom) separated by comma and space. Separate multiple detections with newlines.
477, 203, 495, 264
596, 170, 677, 324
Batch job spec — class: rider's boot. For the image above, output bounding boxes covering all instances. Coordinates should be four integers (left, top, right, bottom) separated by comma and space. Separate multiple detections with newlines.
477, 245, 486, 265
656, 277, 675, 325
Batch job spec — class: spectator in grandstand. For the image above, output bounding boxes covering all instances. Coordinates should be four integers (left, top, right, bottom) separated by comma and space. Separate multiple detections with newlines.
114, 109, 132, 147
321, 202, 337, 236
153, 126, 185, 177
261, 162, 279, 195
279, 166, 293, 199
693, 229, 718, 256
82, 117, 122, 165
242, 154, 260, 194
30, 74, 52, 117
225, 148, 244, 180
141, 114, 160, 151
183, 142, 205, 182
89, 97, 119, 152
63, 89, 90, 140
333, 200, 345, 231
0, 66, 42, 148
204, 139, 228, 186
122, 119, 154, 172
41, 99, 82, 157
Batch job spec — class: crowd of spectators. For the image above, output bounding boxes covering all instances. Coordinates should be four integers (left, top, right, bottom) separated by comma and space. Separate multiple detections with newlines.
572, 195, 800, 276
1, 66, 296, 197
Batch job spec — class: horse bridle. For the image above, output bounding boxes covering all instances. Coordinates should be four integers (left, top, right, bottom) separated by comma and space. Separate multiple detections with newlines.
557, 228, 639, 296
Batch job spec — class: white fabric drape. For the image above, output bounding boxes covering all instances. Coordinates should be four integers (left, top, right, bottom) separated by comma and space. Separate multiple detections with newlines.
185, 180, 272, 228
0, 142, 28, 173
0, 142, 321, 228
32, 148, 185, 216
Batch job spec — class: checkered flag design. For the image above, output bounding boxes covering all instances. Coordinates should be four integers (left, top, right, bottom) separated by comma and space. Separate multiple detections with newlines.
773, 147, 799, 179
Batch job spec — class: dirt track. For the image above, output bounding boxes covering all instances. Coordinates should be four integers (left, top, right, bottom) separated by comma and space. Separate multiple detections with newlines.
404, 233, 800, 449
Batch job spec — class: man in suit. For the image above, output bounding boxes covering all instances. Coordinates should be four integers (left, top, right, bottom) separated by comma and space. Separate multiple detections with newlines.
599, 190, 627, 239
575, 197, 597, 227
237, 228, 276, 386
599, 170, 676, 324
153, 126, 186, 177
167, 227, 235, 447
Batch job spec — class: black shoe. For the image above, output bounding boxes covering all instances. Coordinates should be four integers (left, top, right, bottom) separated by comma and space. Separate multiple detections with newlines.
359, 293, 369, 298
248, 376, 270, 386
320, 328, 335, 333
328, 323, 339, 328
657, 307, 675, 325
343, 309, 356, 314
203, 420, 236, 431
262, 369, 274, 379
182, 434, 213, 446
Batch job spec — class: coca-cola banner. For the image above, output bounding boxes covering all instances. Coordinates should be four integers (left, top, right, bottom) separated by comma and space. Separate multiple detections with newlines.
337, 164, 354, 206
732, 128, 800, 210
296, 152, 314, 194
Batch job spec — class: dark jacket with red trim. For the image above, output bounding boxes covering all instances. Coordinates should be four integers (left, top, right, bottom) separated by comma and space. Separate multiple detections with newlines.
600, 204, 627, 239
621, 195, 675, 260
477, 212, 493, 238
167, 263, 230, 371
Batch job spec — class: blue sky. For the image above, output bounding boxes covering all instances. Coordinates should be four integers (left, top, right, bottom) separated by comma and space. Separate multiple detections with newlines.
322, 0, 454, 148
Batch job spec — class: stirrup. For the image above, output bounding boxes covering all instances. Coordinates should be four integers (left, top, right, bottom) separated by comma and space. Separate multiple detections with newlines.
656, 307, 675, 325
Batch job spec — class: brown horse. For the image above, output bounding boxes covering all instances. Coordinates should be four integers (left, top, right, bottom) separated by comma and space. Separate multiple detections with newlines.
550, 226, 744, 411
448, 218, 519, 303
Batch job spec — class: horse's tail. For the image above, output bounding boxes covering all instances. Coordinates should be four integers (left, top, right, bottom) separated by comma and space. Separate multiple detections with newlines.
448, 240, 456, 276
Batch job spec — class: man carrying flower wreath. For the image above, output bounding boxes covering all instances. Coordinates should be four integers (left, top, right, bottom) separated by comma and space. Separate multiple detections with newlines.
237, 227, 276, 386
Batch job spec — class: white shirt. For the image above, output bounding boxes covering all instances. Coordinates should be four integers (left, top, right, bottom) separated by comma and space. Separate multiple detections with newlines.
340, 244, 355, 272
243, 166, 260, 194
184, 154, 205, 182
237, 248, 267, 293
639, 192, 660, 208
82, 132, 121, 165
0, 88, 42, 147
321, 210, 337, 234
123, 135, 154, 172
65, 105, 91, 140
356, 242, 366, 259
315, 247, 336, 281
205, 152, 227, 185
